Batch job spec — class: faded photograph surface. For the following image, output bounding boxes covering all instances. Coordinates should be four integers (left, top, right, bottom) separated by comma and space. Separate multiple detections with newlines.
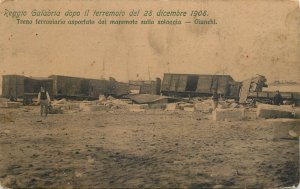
0, 0, 299, 188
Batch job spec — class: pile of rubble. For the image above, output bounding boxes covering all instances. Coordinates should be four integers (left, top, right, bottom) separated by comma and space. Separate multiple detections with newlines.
46, 95, 207, 114
0, 98, 22, 108
1, 94, 299, 123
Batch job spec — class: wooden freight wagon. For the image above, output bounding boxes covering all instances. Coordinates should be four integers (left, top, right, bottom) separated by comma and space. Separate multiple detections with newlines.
49, 75, 92, 99
2, 75, 25, 100
23, 77, 53, 104
49, 75, 121, 99
161, 73, 239, 98
2, 75, 53, 103
89, 79, 109, 98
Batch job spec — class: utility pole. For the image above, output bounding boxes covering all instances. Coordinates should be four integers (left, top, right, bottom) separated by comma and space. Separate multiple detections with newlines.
147, 63, 151, 80
126, 58, 130, 82
167, 62, 170, 73
101, 60, 105, 79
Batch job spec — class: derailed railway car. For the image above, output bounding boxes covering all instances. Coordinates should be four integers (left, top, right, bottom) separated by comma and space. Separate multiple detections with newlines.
49, 75, 129, 99
89, 79, 108, 98
2, 75, 25, 100
23, 77, 53, 104
49, 75, 113, 100
2, 75, 53, 103
2, 74, 130, 102
108, 77, 130, 97
49, 75, 92, 99
161, 73, 240, 98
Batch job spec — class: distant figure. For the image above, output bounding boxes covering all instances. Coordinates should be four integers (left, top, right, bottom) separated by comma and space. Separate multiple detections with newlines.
38, 86, 51, 117
9, 88, 15, 101
273, 90, 283, 105
212, 91, 219, 110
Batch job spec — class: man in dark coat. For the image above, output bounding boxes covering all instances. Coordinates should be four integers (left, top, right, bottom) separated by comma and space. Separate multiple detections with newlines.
273, 90, 283, 105
37, 86, 51, 116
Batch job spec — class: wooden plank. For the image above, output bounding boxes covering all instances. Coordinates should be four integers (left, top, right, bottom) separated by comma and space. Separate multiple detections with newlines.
217, 76, 229, 94
169, 75, 180, 92
196, 75, 212, 93
161, 74, 172, 91
177, 75, 188, 92
211, 75, 219, 92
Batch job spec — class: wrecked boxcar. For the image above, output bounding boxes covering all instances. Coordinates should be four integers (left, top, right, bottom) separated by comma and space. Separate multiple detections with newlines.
2, 75, 53, 103
49, 75, 92, 99
89, 79, 108, 98
2, 74, 130, 101
23, 77, 53, 103
129, 78, 161, 95
161, 73, 240, 98
239, 75, 268, 103
2, 75, 25, 100
108, 77, 130, 97
238, 75, 300, 106
48, 75, 129, 99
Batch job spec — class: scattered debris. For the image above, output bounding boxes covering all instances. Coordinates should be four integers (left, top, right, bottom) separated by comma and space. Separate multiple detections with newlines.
165, 103, 178, 111
48, 105, 63, 114
194, 100, 213, 113
127, 94, 179, 104
239, 75, 267, 103
0, 98, 9, 108
149, 103, 167, 109
81, 105, 110, 112
55, 98, 67, 104
99, 95, 107, 103
178, 103, 194, 110
293, 109, 300, 119
107, 96, 116, 101
2, 102, 21, 108
257, 104, 294, 119
267, 119, 300, 140
184, 107, 195, 112
129, 108, 146, 112
213, 108, 245, 121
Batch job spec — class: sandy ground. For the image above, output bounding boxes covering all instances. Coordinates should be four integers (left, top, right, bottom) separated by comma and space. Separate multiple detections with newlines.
0, 106, 299, 188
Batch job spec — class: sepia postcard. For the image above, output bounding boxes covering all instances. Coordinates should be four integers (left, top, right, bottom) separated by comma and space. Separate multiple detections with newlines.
0, 0, 299, 188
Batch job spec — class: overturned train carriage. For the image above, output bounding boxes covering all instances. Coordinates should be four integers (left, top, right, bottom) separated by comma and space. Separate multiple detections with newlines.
161, 73, 241, 98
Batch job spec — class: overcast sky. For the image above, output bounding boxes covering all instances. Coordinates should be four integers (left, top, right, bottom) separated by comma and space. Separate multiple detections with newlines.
0, 0, 299, 84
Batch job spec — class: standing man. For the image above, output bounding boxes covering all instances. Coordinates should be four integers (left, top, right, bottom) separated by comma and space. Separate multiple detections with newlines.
38, 86, 51, 117
9, 88, 15, 101
273, 90, 283, 105
212, 90, 219, 110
